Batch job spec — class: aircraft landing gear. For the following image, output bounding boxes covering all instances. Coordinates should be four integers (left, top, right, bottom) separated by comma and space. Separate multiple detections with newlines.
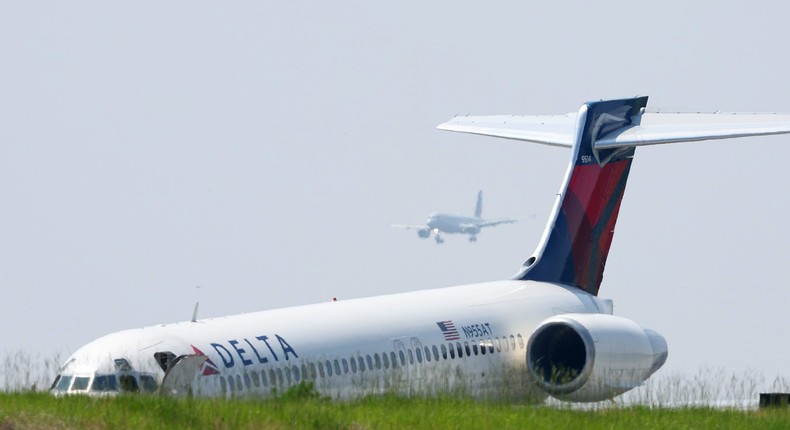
469, 235, 477, 242
435, 235, 445, 244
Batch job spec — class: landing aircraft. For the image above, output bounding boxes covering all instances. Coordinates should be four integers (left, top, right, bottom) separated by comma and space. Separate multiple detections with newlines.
391, 190, 517, 243
51, 97, 790, 403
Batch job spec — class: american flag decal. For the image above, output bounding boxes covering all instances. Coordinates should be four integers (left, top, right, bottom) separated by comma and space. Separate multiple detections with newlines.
437, 320, 460, 341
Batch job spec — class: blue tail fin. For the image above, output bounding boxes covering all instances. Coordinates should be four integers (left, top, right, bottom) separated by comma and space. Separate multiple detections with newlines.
516, 97, 648, 296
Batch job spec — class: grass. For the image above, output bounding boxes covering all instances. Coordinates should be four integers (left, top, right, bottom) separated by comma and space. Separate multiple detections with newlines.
3, 389, 790, 430
5, 351, 790, 429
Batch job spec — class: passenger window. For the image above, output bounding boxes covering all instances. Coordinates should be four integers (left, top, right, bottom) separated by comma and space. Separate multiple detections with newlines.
495, 337, 502, 352
464, 342, 471, 356
382, 352, 390, 369
276, 368, 284, 386
243, 373, 252, 389
447, 344, 455, 359
309, 363, 316, 379
261, 370, 268, 386
517, 334, 524, 349
358, 357, 365, 372
350, 358, 357, 373
423, 346, 431, 362
390, 352, 398, 368
269, 369, 277, 387
487, 339, 495, 354
432, 345, 439, 361
374, 353, 382, 370
509, 335, 516, 350
502, 337, 509, 351
285, 367, 292, 384
479, 342, 486, 355
251, 371, 260, 387
398, 350, 406, 366
318, 361, 326, 378
236, 375, 243, 390
472, 343, 479, 356
366, 355, 373, 370
342, 359, 349, 374
228, 375, 235, 392
293, 365, 301, 383
456, 342, 464, 358
407, 349, 414, 365
119, 375, 139, 392
334, 360, 341, 375
220, 376, 227, 394
415, 347, 423, 363
324, 361, 332, 377
441, 344, 448, 359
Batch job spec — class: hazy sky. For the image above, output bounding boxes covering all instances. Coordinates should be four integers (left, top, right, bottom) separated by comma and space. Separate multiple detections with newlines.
2, 2, 789, 387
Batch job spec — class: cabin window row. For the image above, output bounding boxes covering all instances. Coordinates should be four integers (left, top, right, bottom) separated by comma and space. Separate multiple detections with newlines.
219, 333, 525, 394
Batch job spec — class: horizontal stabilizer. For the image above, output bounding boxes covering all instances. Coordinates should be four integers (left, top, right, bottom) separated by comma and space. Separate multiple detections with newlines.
438, 111, 790, 149
437, 114, 576, 147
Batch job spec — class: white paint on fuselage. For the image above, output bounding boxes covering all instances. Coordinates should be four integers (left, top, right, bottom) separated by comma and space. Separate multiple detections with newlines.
427, 213, 481, 234
59, 280, 606, 399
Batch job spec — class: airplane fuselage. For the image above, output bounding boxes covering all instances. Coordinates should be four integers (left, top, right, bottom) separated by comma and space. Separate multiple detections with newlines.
427, 213, 482, 235
53, 280, 640, 400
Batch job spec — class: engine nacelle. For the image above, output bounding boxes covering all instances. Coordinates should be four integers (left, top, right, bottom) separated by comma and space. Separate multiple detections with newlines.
526, 313, 667, 402
417, 228, 431, 238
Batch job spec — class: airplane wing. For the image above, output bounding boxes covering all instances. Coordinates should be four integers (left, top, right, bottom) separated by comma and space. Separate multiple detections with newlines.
438, 110, 790, 149
390, 224, 428, 230
475, 218, 518, 228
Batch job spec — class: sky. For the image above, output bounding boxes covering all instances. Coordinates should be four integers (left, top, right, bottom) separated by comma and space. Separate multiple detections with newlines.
2, 1, 790, 388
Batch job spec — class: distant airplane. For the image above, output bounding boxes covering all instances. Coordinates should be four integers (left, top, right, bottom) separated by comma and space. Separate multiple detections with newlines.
51, 97, 790, 403
392, 190, 517, 243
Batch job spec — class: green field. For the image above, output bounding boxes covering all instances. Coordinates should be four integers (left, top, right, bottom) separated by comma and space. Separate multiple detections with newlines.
3, 389, 790, 430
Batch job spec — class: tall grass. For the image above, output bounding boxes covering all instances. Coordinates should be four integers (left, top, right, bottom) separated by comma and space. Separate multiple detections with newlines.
3, 390, 790, 430
1, 350, 60, 392
3, 350, 790, 410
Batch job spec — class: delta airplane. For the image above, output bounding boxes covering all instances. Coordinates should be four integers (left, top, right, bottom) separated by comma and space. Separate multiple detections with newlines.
391, 190, 517, 243
51, 97, 790, 402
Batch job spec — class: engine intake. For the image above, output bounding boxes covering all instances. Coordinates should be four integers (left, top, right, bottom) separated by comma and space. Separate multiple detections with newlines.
527, 313, 667, 402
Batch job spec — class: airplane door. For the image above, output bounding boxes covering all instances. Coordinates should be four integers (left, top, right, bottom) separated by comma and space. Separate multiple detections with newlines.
160, 354, 206, 396
392, 339, 409, 382
410, 337, 425, 380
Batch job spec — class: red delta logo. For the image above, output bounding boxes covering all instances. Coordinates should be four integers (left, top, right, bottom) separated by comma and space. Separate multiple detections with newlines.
191, 345, 221, 376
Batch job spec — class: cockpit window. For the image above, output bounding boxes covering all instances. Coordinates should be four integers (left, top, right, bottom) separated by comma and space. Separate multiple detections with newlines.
54, 375, 72, 392
91, 375, 119, 392
72, 376, 91, 391
119, 375, 140, 392
139, 375, 158, 393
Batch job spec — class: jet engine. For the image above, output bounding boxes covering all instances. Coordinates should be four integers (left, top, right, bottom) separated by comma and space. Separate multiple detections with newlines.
417, 228, 430, 238
526, 313, 667, 402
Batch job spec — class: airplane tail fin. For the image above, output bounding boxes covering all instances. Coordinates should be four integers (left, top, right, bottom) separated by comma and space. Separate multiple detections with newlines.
438, 97, 790, 295
439, 96, 790, 296
474, 190, 483, 218
516, 97, 647, 295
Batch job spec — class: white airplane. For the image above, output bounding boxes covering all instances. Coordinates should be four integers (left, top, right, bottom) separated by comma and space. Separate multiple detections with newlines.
392, 190, 517, 243
51, 97, 790, 403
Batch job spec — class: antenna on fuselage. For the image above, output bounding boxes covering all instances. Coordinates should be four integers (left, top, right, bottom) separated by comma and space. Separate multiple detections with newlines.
191, 302, 199, 323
